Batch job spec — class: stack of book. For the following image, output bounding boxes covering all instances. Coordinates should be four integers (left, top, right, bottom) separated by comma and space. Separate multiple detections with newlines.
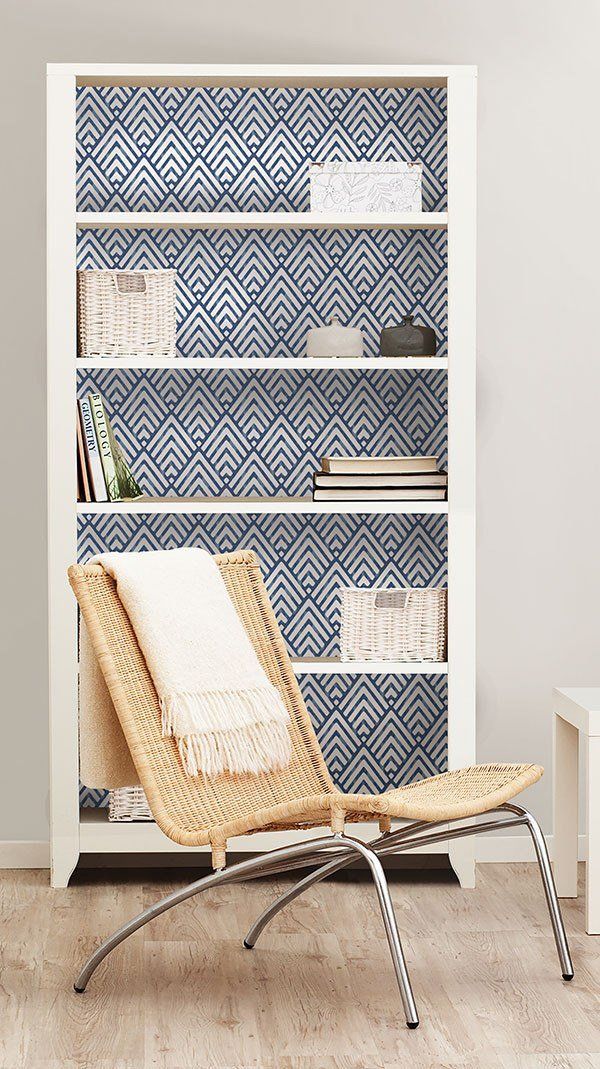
77, 392, 143, 503
312, 455, 447, 501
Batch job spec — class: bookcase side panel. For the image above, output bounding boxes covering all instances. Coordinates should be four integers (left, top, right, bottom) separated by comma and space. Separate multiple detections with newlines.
48, 71, 80, 887
447, 70, 477, 888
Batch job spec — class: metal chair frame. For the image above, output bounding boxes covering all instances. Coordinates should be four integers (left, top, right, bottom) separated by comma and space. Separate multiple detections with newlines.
74, 801, 573, 1029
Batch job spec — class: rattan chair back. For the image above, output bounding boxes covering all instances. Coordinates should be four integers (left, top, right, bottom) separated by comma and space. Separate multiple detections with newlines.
68, 551, 335, 855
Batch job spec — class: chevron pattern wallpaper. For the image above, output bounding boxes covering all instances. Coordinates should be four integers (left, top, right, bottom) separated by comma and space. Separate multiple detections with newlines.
306, 673, 447, 793
76, 83, 449, 808
77, 367, 447, 497
76, 86, 447, 213
77, 512, 447, 804
77, 511, 447, 657
77, 226, 447, 359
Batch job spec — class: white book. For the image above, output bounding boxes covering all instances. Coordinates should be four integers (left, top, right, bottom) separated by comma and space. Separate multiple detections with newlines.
320, 455, 438, 475
78, 397, 108, 501
313, 487, 446, 501
314, 472, 447, 489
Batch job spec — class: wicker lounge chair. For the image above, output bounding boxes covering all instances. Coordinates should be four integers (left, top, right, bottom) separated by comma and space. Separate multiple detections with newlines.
68, 550, 573, 1028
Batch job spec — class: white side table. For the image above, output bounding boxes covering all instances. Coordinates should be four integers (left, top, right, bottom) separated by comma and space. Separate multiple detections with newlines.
553, 686, 600, 934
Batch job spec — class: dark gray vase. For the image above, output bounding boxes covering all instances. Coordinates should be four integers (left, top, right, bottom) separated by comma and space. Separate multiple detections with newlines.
380, 315, 437, 357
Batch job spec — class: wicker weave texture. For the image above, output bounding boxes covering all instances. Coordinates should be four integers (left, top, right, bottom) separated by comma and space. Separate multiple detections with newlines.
77, 269, 176, 357
68, 552, 542, 862
109, 785, 153, 822
340, 586, 447, 661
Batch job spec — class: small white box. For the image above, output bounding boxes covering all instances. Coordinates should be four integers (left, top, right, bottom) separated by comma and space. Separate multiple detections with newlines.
309, 161, 422, 214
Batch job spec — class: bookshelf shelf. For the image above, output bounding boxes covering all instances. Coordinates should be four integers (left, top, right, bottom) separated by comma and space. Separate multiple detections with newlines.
76, 356, 449, 371
76, 210, 448, 231
76, 496, 449, 516
291, 657, 448, 675
70, 63, 454, 89
49, 63, 476, 890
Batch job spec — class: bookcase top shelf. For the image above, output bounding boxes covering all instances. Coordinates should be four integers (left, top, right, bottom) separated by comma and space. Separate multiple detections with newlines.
48, 61, 476, 88
76, 211, 448, 231
76, 497, 449, 516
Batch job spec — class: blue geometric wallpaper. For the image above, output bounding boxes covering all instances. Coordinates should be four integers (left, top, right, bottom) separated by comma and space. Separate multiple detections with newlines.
76, 86, 447, 213
306, 673, 447, 793
76, 227, 448, 359
80, 673, 447, 808
77, 512, 447, 658
76, 83, 449, 808
78, 512, 448, 806
76, 367, 447, 498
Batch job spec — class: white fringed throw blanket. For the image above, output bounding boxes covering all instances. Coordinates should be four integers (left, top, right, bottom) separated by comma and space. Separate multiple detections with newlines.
89, 548, 292, 778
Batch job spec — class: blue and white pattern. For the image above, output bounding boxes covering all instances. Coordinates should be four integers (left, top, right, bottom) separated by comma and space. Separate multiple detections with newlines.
77, 511, 447, 658
77, 86, 447, 213
80, 672, 447, 807
77, 227, 448, 359
76, 84, 449, 808
77, 368, 447, 498
307, 673, 447, 793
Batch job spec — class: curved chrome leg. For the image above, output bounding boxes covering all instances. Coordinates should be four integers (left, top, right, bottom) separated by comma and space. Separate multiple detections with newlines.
502, 803, 574, 980
245, 830, 419, 1027
244, 853, 352, 950
337, 834, 419, 1028
244, 818, 432, 950
244, 811, 524, 950
73, 834, 352, 993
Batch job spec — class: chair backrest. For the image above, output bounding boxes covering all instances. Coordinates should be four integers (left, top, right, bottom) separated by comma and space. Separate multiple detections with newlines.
69, 550, 335, 848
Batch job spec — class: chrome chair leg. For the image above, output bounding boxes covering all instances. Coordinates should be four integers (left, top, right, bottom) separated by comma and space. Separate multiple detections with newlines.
501, 803, 574, 980
73, 834, 353, 993
244, 818, 431, 950
336, 835, 419, 1028
245, 807, 574, 992
244, 812, 519, 950
245, 829, 420, 1027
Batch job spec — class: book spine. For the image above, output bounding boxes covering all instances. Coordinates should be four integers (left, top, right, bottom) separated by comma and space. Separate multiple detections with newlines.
76, 407, 92, 502
78, 397, 108, 501
89, 393, 119, 501
313, 473, 448, 489
76, 450, 83, 502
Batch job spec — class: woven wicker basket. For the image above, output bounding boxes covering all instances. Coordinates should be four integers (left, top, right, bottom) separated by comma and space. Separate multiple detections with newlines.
108, 785, 154, 822
77, 269, 177, 357
340, 586, 447, 662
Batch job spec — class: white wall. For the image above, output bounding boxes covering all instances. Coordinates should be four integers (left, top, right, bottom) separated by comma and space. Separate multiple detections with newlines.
1, 0, 598, 845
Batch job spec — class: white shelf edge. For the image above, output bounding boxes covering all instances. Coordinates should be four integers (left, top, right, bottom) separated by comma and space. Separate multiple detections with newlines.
292, 658, 447, 675
49, 61, 476, 89
76, 356, 448, 371
76, 497, 449, 516
75, 210, 448, 231
78, 810, 449, 855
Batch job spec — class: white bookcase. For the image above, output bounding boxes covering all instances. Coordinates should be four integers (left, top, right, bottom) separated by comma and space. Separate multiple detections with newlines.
47, 64, 476, 888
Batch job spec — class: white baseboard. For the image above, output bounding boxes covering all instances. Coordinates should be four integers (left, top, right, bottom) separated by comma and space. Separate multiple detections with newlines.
476, 833, 588, 864
0, 834, 588, 870
0, 841, 51, 868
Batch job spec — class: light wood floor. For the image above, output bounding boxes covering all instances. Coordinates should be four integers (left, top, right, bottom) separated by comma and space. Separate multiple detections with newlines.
0, 861, 599, 1068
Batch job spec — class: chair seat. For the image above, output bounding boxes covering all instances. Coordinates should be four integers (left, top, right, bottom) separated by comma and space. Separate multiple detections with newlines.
234, 763, 543, 840
343, 761, 542, 822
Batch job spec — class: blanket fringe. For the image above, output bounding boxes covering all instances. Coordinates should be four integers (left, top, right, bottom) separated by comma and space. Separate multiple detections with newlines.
160, 686, 292, 777
178, 721, 292, 777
